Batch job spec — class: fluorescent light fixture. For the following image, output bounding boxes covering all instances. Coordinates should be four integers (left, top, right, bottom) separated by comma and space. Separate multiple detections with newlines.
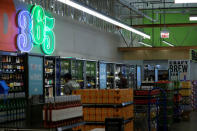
162, 41, 174, 47
138, 42, 152, 47
175, 0, 197, 3
189, 16, 197, 21
57, 0, 150, 39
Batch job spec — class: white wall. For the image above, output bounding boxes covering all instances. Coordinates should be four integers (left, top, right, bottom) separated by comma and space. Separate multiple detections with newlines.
52, 15, 124, 62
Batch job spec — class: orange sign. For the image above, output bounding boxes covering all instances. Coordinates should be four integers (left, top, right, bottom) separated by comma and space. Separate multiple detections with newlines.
0, 0, 17, 51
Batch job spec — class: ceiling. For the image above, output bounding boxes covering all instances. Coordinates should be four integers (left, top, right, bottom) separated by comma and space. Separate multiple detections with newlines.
22, 0, 197, 47
122, 0, 197, 10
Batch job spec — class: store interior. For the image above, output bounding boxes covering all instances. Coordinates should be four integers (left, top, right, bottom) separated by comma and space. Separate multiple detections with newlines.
1, 0, 197, 131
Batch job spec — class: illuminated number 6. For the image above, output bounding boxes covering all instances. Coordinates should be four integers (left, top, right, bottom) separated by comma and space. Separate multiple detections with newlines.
42, 16, 55, 55
32, 5, 45, 45
17, 11, 33, 52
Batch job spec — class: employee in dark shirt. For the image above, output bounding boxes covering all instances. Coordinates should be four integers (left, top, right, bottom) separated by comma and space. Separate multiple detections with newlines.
118, 72, 128, 89
63, 73, 79, 95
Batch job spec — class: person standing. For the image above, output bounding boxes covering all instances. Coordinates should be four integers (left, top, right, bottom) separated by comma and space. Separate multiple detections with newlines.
117, 72, 128, 89
63, 73, 80, 95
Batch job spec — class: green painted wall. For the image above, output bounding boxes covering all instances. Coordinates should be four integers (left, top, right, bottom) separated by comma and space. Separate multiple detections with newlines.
141, 9, 197, 47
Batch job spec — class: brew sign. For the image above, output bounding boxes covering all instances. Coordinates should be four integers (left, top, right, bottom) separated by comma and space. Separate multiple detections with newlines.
168, 60, 190, 81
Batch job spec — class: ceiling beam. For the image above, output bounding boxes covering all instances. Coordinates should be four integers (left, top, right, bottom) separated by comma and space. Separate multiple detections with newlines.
132, 23, 197, 28
139, 6, 197, 10
118, 46, 197, 51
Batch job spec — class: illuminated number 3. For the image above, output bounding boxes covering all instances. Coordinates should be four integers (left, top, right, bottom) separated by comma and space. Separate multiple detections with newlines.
32, 5, 55, 55
17, 11, 33, 52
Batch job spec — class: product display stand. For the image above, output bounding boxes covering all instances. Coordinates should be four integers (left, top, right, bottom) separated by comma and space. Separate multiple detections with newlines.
173, 81, 181, 122
148, 87, 166, 131
134, 82, 160, 131
192, 81, 197, 110
180, 81, 192, 121
0, 51, 27, 129
156, 81, 173, 131
43, 95, 84, 130
73, 89, 134, 131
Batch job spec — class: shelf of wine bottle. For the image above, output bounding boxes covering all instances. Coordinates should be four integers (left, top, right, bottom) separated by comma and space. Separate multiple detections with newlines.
0, 98, 26, 124
0, 55, 25, 93
0, 73, 24, 92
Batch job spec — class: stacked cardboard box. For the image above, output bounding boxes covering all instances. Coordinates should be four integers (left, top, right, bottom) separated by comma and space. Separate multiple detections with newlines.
73, 89, 133, 104
73, 89, 134, 131
83, 105, 133, 122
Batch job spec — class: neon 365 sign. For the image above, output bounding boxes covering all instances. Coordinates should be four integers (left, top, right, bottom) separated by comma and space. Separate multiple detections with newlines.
17, 5, 55, 55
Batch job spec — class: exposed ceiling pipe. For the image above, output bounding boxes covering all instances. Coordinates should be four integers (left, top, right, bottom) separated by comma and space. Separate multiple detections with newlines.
133, 23, 197, 28
119, 15, 144, 19
119, 0, 158, 22
154, 10, 197, 14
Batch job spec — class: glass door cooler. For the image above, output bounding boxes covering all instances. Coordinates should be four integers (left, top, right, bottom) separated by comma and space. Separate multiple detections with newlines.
60, 58, 72, 96
44, 56, 60, 101
85, 60, 97, 89
106, 63, 115, 89
75, 59, 85, 89
115, 63, 123, 88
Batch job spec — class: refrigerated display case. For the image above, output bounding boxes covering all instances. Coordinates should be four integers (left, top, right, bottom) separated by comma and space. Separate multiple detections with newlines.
123, 65, 137, 89
85, 60, 97, 89
106, 63, 115, 89
115, 63, 123, 88
44, 56, 61, 100
75, 59, 85, 89
60, 58, 72, 96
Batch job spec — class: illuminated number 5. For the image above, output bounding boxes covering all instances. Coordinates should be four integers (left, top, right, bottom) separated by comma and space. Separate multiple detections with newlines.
42, 16, 55, 55
17, 11, 33, 52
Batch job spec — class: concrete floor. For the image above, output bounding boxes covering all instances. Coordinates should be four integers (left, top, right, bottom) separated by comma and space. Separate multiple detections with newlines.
171, 111, 197, 131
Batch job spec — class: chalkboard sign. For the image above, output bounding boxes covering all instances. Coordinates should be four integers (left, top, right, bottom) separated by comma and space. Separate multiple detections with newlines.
99, 63, 107, 89
28, 55, 43, 96
168, 60, 189, 81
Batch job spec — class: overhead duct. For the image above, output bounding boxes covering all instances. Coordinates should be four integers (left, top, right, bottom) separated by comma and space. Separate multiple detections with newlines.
133, 23, 197, 28
119, 0, 158, 22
